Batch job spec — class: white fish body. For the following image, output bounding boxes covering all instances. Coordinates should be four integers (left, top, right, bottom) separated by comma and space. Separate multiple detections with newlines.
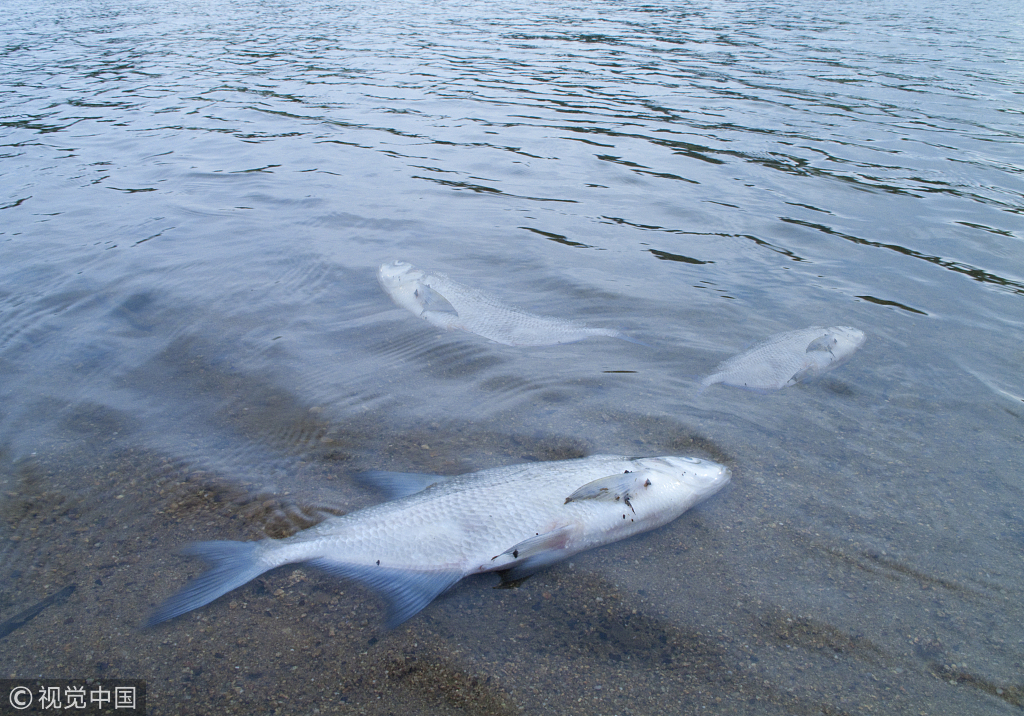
377, 260, 633, 346
701, 326, 866, 391
147, 454, 730, 628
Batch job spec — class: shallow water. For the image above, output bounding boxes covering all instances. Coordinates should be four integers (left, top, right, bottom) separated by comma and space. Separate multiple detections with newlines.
2, 0, 1023, 713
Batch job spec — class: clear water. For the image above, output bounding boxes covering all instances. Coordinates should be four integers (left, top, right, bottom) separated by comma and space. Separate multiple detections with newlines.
2, 0, 1022, 713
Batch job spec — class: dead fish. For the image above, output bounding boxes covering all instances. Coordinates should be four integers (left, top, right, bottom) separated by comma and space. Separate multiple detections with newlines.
701, 326, 865, 391
146, 454, 729, 628
377, 260, 640, 346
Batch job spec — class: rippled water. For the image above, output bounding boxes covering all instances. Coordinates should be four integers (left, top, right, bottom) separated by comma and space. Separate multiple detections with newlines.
2, 0, 1023, 713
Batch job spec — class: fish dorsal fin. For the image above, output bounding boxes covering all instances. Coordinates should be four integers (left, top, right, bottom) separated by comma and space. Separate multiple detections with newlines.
308, 560, 464, 629
414, 283, 458, 315
357, 471, 450, 500
564, 470, 651, 505
806, 333, 838, 353
491, 525, 576, 582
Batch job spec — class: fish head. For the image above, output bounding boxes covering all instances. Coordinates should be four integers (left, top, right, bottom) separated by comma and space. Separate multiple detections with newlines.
378, 260, 425, 287
378, 261, 429, 315
634, 455, 731, 503
823, 326, 866, 361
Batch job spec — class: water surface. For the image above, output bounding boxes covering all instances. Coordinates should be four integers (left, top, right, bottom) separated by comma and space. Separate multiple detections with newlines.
2, 0, 1023, 713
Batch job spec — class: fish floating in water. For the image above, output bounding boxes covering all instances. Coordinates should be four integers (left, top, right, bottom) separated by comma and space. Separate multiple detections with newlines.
378, 260, 639, 346
701, 326, 865, 391
147, 454, 730, 628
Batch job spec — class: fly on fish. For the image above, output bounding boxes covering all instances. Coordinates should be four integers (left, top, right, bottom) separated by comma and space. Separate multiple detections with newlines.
701, 326, 866, 391
378, 260, 641, 346
146, 454, 730, 629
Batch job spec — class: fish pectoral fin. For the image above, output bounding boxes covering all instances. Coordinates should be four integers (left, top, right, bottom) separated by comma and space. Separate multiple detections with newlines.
308, 560, 464, 629
564, 471, 646, 504
414, 284, 458, 315
806, 334, 837, 353
789, 364, 822, 385
492, 525, 576, 582
357, 471, 450, 499
494, 525, 573, 562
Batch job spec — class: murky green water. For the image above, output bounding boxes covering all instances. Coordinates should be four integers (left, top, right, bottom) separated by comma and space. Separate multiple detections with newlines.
2, 0, 1022, 713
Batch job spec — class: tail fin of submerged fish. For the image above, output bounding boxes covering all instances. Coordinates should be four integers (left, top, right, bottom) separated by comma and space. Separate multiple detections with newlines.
309, 560, 464, 629
145, 541, 269, 627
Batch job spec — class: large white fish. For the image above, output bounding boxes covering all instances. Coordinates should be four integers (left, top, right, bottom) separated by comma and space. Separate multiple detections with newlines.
701, 326, 866, 391
378, 260, 638, 346
147, 454, 730, 628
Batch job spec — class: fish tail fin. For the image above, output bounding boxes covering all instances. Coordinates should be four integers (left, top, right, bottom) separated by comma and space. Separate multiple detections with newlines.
145, 541, 269, 627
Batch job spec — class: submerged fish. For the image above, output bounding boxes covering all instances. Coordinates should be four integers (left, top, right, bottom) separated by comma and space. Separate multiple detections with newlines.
378, 260, 637, 346
701, 326, 865, 391
147, 454, 730, 628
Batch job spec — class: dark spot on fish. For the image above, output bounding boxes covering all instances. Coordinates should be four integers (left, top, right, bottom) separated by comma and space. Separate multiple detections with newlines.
513, 550, 519, 559
376, 560, 380, 566
615, 495, 621, 502
624, 495, 635, 513
623, 470, 631, 474
644, 479, 652, 487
